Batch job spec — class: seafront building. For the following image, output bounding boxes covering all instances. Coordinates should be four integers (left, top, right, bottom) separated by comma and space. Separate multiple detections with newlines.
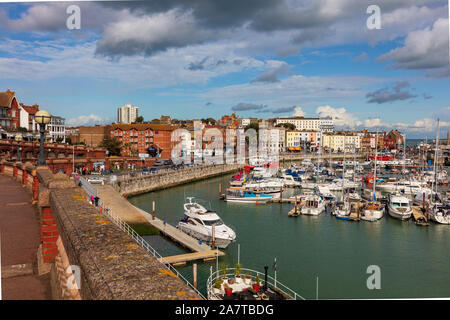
322, 131, 361, 152
111, 123, 178, 159
273, 116, 334, 133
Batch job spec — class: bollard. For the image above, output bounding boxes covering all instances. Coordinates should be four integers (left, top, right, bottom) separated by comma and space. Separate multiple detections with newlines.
193, 263, 198, 290
152, 201, 155, 220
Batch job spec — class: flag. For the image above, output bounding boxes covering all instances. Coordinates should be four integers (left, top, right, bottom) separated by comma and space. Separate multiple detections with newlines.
273, 257, 277, 271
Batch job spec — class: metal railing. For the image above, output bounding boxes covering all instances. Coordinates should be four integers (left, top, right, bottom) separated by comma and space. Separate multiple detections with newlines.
79, 177, 207, 300
101, 205, 206, 300
206, 267, 305, 300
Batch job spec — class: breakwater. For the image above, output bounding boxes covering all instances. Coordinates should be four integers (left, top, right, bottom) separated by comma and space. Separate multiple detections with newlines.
114, 163, 244, 197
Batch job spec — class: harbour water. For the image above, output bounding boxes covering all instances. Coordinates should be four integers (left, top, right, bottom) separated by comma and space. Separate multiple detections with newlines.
129, 172, 450, 299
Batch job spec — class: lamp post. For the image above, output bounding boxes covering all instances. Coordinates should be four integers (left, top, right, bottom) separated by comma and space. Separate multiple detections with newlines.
15, 134, 23, 162
34, 110, 51, 167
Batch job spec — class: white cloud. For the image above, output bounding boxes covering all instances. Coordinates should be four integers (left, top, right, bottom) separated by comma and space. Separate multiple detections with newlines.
293, 107, 305, 117
395, 118, 450, 133
66, 114, 111, 126
377, 18, 449, 71
315, 105, 362, 128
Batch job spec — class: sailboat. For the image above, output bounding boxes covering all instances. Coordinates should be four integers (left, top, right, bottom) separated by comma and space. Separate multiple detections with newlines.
362, 129, 384, 222
429, 119, 450, 224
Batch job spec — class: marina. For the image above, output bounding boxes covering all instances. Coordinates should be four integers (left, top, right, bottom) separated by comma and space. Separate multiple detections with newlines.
129, 156, 450, 299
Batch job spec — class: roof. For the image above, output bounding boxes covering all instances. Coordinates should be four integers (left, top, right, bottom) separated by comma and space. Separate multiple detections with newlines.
21, 104, 39, 115
0, 90, 16, 108
111, 123, 179, 131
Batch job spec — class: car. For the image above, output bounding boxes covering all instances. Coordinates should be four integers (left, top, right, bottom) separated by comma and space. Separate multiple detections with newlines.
153, 160, 164, 166
150, 168, 158, 173
163, 159, 173, 166
87, 177, 104, 185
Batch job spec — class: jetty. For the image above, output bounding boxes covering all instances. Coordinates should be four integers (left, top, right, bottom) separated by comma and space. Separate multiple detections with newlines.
412, 206, 430, 226
348, 202, 362, 221
159, 250, 224, 266
97, 185, 225, 264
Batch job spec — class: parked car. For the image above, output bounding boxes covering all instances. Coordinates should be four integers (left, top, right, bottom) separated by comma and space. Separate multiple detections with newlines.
87, 177, 105, 185
163, 159, 173, 166
150, 168, 158, 173
153, 160, 164, 166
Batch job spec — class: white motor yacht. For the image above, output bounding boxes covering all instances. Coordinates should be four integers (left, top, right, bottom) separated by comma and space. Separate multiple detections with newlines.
177, 197, 236, 248
301, 194, 325, 216
387, 194, 412, 220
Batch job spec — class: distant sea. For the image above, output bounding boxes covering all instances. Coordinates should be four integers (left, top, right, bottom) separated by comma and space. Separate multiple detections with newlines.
405, 139, 424, 147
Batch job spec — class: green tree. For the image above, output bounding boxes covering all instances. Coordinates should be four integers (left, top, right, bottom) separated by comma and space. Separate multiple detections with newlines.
276, 123, 296, 130
135, 116, 144, 123
99, 136, 123, 156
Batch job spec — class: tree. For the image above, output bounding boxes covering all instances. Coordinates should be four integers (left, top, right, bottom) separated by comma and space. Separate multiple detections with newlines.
99, 136, 123, 156
135, 116, 144, 123
276, 123, 296, 130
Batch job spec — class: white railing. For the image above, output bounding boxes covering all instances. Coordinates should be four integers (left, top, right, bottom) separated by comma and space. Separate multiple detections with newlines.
80, 178, 207, 300
101, 205, 206, 300
206, 267, 305, 300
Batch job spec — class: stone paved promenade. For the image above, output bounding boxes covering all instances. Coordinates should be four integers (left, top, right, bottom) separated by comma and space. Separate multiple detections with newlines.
0, 174, 51, 300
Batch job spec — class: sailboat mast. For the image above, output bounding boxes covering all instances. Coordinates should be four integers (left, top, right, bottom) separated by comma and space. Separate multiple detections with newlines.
433, 119, 440, 201
373, 129, 378, 200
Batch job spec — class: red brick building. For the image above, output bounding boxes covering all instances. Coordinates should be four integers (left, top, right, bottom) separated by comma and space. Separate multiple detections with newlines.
0, 89, 20, 131
111, 123, 179, 159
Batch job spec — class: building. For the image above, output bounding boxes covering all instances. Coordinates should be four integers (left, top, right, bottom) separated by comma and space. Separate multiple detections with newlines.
67, 125, 112, 146
319, 116, 334, 133
0, 89, 20, 131
47, 116, 66, 143
322, 132, 361, 152
275, 116, 334, 132
117, 104, 139, 124
111, 123, 178, 159
19, 104, 39, 132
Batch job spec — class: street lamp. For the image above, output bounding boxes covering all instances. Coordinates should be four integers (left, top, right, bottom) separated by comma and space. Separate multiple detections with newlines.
34, 110, 51, 166
15, 134, 23, 162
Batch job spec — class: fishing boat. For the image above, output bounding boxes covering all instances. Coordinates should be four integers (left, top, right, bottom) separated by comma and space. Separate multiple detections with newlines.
387, 193, 412, 220
177, 197, 236, 248
225, 187, 272, 203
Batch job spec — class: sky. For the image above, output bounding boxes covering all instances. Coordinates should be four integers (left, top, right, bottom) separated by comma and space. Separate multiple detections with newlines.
0, 0, 449, 138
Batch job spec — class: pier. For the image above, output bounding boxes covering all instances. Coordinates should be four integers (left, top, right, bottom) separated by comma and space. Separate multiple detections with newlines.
97, 185, 225, 262
159, 250, 224, 266
412, 206, 430, 226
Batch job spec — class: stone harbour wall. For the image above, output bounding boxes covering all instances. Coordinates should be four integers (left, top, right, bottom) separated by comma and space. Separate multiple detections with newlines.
116, 163, 244, 197
1, 160, 201, 300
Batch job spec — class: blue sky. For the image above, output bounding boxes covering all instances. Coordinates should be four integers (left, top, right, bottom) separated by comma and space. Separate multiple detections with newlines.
0, 0, 449, 137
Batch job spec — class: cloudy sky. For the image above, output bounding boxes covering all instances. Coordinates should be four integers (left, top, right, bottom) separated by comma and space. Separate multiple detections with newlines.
0, 0, 449, 137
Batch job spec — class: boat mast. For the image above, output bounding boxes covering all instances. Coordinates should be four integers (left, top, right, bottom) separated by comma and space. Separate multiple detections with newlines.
433, 119, 440, 205
373, 128, 378, 201
403, 133, 406, 173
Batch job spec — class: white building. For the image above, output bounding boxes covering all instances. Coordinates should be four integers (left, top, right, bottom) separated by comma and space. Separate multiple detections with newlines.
47, 116, 66, 143
322, 132, 361, 152
117, 104, 139, 124
275, 116, 334, 133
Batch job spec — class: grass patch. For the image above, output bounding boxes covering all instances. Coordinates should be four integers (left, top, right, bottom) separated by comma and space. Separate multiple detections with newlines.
131, 223, 160, 236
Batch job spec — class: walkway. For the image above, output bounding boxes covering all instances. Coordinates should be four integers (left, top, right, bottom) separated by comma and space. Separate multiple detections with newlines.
0, 174, 51, 300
